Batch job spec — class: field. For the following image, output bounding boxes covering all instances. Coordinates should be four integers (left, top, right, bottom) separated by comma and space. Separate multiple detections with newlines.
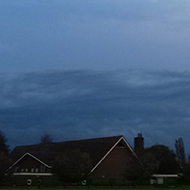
1, 187, 190, 190
26, 188, 190, 190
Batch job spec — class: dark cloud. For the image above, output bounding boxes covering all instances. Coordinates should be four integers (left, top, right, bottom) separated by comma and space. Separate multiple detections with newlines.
0, 69, 190, 156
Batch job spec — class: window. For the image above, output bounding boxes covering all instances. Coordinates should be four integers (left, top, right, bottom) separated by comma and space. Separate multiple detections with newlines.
31, 168, 34, 173
40, 165, 46, 173
25, 168, 28, 172
35, 168, 39, 173
15, 166, 19, 172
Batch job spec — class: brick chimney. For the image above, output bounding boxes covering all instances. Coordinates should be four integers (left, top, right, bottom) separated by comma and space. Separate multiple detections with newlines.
134, 133, 144, 155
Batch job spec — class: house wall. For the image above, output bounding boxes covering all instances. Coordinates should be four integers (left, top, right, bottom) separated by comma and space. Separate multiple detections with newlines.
11, 175, 60, 187
10, 154, 50, 173
90, 144, 133, 185
9, 155, 55, 186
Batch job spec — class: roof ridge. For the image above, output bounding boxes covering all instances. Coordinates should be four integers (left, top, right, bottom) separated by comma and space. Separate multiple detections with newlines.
54, 135, 123, 144
12, 135, 124, 149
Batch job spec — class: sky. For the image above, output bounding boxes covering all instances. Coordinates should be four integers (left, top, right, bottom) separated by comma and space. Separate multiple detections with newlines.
0, 0, 190, 155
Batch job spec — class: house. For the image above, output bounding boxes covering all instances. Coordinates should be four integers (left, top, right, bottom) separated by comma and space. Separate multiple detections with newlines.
8, 135, 139, 186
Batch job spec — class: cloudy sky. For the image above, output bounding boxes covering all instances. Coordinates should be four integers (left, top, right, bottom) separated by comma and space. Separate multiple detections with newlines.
1, 0, 190, 155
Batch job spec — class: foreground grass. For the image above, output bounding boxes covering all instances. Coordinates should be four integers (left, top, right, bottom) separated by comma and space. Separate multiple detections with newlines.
1, 187, 190, 190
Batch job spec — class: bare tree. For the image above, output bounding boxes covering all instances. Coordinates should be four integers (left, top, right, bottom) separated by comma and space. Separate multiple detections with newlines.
40, 133, 53, 144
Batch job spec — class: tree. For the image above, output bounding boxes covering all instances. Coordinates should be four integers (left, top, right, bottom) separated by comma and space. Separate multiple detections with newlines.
0, 152, 12, 183
124, 155, 145, 185
146, 144, 179, 174
125, 144, 179, 185
40, 133, 53, 144
52, 149, 91, 185
124, 152, 159, 185
0, 130, 9, 154
175, 138, 186, 168
0, 130, 11, 183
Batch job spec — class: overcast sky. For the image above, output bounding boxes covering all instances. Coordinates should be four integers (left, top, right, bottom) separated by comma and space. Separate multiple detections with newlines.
1, 0, 190, 155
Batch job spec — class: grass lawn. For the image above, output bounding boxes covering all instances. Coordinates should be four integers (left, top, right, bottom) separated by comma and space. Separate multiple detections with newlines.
1, 187, 190, 190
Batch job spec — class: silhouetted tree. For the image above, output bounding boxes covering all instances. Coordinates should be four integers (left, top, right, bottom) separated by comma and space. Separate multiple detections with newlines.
175, 138, 186, 168
181, 166, 190, 184
124, 155, 146, 186
146, 144, 179, 174
0, 130, 9, 154
52, 149, 91, 185
125, 144, 179, 185
124, 152, 159, 185
40, 133, 53, 144
178, 155, 190, 185
0, 130, 11, 183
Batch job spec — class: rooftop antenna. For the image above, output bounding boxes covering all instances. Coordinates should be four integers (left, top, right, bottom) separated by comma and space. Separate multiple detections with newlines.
140, 128, 143, 136
138, 128, 143, 137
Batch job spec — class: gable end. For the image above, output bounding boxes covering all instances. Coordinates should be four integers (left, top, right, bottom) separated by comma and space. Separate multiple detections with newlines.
8, 152, 51, 171
90, 136, 136, 173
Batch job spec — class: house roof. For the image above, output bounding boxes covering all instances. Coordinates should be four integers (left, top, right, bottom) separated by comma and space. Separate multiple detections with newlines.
10, 135, 135, 172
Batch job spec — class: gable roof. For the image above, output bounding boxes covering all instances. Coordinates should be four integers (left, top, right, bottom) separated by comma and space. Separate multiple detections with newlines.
9, 152, 51, 171
10, 135, 135, 172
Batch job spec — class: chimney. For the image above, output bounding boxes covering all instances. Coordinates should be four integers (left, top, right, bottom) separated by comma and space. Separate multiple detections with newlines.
134, 133, 144, 154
